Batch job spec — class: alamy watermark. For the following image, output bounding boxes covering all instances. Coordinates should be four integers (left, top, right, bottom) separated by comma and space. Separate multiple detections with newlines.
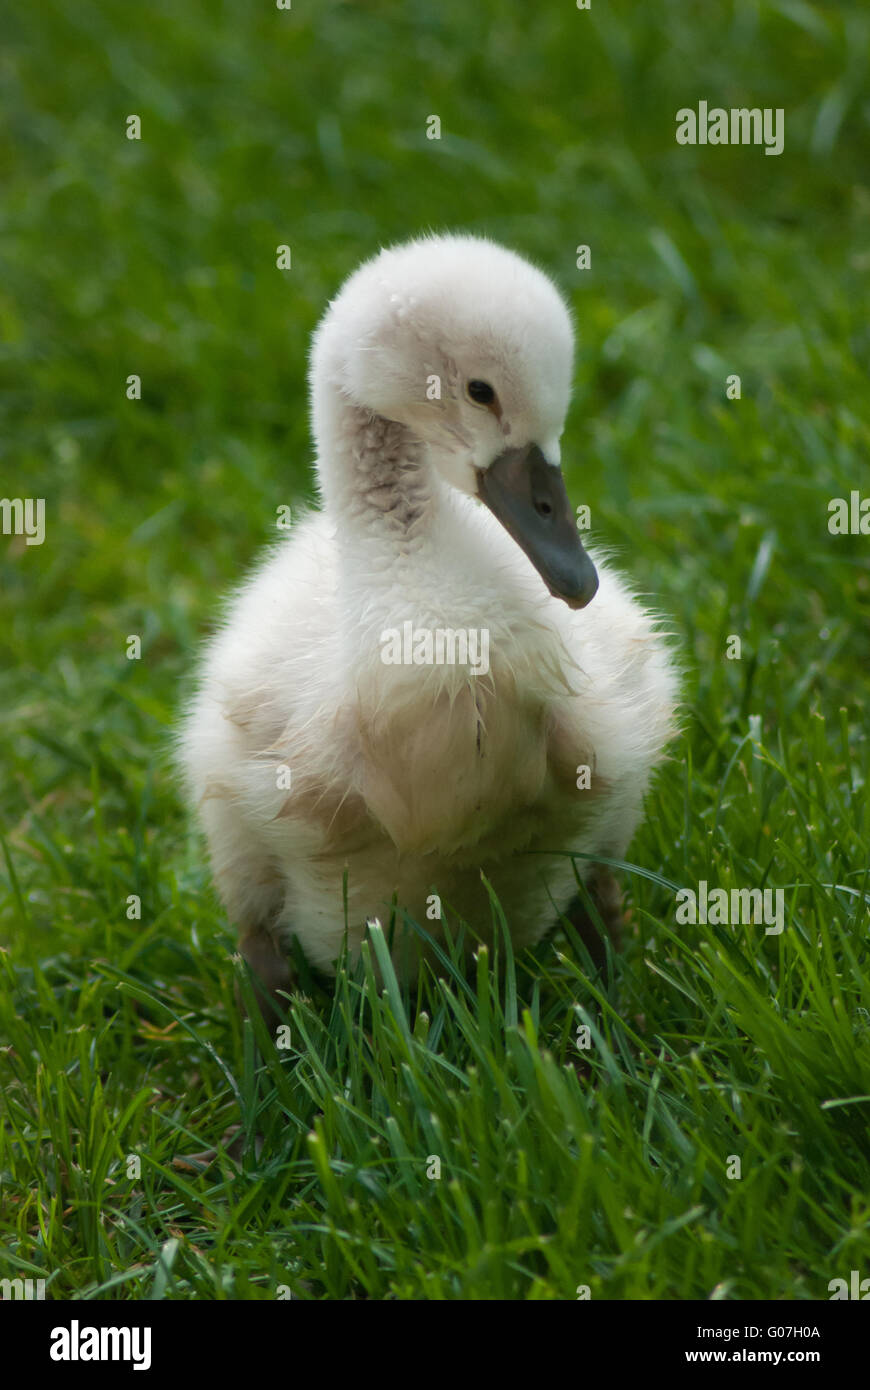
0, 497, 45, 545
675, 881, 784, 935
50, 1321, 151, 1370
829, 1270, 870, 1299
828, 491, 870, 534
676, 103, 784, 156
0, 1276, 46, 1299
380, 621, 490, 676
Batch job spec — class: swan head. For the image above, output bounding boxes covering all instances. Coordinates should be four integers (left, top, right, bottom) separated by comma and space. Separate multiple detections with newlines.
311, 233, 599, 609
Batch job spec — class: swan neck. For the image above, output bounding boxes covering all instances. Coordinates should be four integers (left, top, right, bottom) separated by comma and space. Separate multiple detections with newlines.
314, 390, 437, 543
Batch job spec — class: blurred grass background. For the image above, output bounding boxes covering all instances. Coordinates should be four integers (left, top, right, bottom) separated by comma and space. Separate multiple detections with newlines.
1, 0, 869, 1300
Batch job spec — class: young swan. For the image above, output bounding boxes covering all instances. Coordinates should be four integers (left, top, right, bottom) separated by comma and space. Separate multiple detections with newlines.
179, 234, 679, 1011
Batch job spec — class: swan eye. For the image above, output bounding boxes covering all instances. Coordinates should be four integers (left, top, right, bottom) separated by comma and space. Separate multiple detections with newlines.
467, 380, 496, 406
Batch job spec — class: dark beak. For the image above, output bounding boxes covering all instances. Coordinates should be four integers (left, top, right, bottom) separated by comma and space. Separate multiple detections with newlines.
476, 444, 599, 609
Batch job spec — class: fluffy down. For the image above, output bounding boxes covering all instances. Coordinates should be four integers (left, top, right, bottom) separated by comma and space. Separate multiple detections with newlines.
179, 234, 679, 982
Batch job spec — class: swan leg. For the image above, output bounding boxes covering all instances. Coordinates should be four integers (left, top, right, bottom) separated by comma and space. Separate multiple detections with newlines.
192, 798, 294, 1022
237, 924, 295, 1027
563, 866, 624, 974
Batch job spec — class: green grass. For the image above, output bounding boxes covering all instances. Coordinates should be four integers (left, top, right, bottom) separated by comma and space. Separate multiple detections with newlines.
1, 0, 869, 1299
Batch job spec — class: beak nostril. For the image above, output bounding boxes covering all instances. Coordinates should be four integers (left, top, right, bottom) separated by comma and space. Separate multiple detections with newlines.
536, 500, 553, 518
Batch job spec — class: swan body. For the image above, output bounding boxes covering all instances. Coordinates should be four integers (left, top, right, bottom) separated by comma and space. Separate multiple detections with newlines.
179, 235, 678, 984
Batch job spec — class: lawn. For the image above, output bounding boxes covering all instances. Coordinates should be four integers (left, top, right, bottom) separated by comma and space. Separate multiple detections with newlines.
1, 0, 869, 1300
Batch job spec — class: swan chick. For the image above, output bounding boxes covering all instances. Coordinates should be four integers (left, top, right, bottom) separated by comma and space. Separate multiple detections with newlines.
179, 234, 680, 1004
